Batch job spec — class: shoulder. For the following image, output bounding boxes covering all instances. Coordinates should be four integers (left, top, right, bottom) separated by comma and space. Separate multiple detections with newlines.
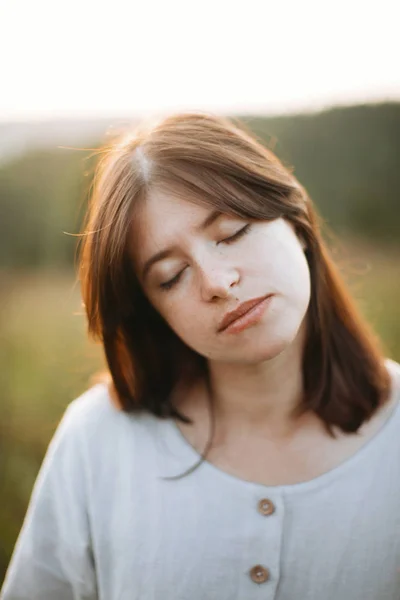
63, 382, 121, 428
52, 383, 119, 448
38, 384, 120, 473
59, 383, 162, 459
56, 384, 175, 492
62, 381, 147, 430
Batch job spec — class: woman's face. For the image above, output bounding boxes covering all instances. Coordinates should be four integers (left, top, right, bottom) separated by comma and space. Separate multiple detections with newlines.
131, 190, 311, 364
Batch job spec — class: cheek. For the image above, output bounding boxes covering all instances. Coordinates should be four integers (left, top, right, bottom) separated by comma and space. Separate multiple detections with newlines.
153, 294, 206, 342
255, 238, 311, 307
164, 312, 213, 357
278, 256, 310, 295
276, 250, 311, 317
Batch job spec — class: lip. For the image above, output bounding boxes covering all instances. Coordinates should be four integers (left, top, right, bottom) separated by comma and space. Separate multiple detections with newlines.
217, 294, 273, 333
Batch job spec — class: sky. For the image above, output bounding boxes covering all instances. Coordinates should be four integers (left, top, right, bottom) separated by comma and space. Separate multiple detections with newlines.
0, 0, 399, 121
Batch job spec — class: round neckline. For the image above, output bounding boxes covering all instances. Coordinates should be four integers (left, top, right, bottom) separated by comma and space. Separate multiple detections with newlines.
165, 359, 400, 494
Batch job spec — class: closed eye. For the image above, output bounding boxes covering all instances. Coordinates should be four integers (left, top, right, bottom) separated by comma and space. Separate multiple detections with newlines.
219, 223, 251, 245
159, 269, 185, 291
159, 224, 251, 291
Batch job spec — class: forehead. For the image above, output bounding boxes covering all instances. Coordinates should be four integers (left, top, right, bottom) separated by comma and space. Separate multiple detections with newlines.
129, 189, 211, 260
140, 189, 208, 230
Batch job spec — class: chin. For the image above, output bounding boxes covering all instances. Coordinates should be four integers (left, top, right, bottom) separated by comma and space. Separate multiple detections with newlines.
208, 334, 291, 365
241, 339, 291, 365
195, 312, 308, 365
228, 319, 306, 365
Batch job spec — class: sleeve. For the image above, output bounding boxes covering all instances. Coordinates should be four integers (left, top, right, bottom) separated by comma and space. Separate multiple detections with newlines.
0, 402, 98, 600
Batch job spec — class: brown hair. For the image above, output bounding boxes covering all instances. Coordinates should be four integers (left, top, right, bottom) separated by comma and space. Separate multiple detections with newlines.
78, 111, 391, 437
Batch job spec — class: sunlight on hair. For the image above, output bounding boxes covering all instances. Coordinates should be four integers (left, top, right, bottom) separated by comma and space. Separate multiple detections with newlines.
135, 146, 152, 182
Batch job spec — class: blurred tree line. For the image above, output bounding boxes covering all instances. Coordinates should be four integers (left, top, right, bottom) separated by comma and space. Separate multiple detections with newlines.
0, 102, 399, 270
243, 103, 400, 240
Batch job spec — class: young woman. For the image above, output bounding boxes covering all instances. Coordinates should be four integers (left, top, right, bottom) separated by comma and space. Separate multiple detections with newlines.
2, 112, 400, 600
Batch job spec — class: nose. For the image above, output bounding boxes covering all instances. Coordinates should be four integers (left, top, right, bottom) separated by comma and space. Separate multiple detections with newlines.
198, 262, 240, 302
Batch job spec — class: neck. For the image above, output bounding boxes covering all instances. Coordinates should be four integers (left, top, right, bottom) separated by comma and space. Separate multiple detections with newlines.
207, 320, 310, 441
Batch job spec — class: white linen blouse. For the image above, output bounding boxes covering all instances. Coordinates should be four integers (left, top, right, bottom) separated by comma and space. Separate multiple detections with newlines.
2, 359, 400, 600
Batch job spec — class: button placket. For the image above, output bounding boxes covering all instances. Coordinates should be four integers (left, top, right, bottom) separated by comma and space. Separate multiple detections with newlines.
246, 497, 277, 586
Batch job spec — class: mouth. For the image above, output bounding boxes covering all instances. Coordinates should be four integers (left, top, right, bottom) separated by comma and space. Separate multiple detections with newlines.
217, 294, 273, 334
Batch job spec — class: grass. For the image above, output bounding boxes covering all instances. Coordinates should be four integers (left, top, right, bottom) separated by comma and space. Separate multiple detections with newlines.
0, 269, 104, 581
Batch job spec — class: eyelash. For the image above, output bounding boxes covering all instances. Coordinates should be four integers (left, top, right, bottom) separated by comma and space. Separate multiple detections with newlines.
219, 223, 251, 245
159, 224, 251, 291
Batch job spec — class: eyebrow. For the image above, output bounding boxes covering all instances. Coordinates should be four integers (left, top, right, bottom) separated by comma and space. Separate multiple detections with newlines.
141, 209, 222, 281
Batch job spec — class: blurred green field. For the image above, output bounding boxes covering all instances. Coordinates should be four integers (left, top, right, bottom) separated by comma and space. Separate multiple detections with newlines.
0, 269, 105, 582
0, 240, 399, 583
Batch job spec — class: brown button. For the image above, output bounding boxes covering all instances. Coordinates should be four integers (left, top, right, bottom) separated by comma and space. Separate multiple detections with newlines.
249, 564, 270, 584
258, 498, 275, 516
